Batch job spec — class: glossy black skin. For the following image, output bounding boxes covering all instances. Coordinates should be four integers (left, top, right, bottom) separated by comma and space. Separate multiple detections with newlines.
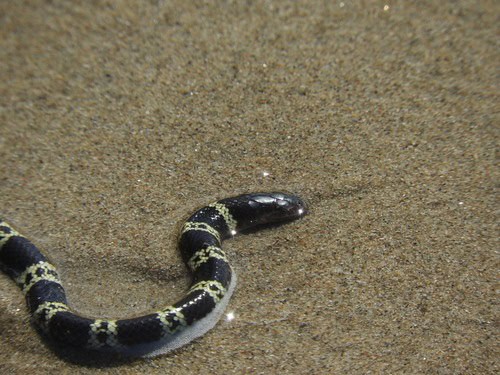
219, 192, 307, 232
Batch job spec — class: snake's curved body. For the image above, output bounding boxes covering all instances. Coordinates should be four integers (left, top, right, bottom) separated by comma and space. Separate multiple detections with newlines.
0, 192, 306, 356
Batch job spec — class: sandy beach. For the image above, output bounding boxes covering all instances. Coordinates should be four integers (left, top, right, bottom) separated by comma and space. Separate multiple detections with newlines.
0, 1, 497, 374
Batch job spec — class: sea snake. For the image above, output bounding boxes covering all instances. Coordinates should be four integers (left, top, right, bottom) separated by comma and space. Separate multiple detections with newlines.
0, 192, 306, 357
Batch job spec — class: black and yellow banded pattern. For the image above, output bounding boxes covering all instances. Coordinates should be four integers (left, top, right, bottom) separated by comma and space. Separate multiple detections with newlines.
0, 192, 306, 356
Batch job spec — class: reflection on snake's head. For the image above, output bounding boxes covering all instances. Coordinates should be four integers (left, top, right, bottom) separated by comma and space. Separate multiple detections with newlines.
245, 192, 308, 228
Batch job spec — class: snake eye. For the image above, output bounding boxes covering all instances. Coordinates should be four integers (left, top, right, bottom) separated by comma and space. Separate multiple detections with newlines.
273, 193, 308, 218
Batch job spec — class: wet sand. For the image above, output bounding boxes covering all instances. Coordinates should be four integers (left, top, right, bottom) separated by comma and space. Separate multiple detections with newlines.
0, 1, 497, 374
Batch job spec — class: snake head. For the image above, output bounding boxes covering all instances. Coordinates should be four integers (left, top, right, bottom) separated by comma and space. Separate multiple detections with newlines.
224, 192, 307, 232
248, 192, 307, 221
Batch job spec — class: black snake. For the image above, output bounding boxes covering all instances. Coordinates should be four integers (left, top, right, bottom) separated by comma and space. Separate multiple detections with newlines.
0, 192, 306, 357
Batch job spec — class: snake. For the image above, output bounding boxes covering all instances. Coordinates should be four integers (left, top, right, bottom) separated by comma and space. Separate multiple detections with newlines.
0, 192, 306, 357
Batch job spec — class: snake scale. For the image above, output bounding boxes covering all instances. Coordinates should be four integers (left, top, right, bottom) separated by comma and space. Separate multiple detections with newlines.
0, 192, 306, 357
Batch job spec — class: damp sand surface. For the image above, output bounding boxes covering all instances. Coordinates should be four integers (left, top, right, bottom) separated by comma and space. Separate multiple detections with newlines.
0, 1, 497, 374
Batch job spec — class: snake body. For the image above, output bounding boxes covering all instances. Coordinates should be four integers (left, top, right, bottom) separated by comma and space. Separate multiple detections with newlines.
0, 192, 306, 356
